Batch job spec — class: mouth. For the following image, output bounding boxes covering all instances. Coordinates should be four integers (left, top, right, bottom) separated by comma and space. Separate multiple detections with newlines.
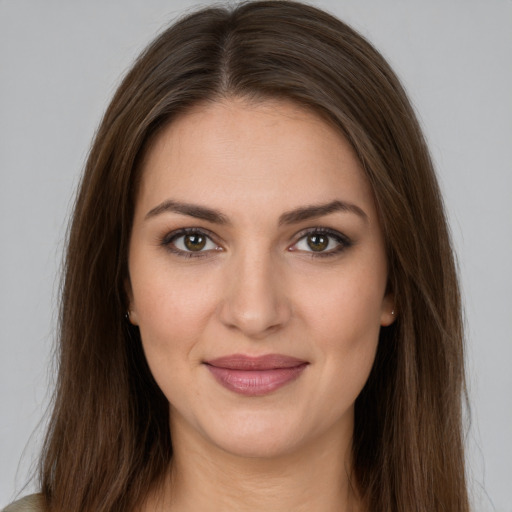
203, 354, 309, 396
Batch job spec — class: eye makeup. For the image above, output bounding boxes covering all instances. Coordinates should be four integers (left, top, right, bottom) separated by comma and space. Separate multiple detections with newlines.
289, 227, 353, 258
160, 227, 222, 259
158, 225, 353, 259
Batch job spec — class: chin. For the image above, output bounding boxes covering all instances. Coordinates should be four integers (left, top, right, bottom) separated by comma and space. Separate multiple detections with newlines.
201, 407, 323, 460
213, 431, 299, 460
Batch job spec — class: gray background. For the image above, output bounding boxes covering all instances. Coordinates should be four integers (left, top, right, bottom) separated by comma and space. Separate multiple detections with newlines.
1, 0, 511, 510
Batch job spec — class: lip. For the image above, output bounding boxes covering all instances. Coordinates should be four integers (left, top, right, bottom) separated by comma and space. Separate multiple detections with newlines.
204, 354, 309, 396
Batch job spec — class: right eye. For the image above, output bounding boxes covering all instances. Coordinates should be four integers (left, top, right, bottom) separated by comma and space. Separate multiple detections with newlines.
163, 229, 220, 257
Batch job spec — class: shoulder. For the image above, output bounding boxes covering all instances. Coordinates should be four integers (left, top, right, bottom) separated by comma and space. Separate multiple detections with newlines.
2, 495, 44, 512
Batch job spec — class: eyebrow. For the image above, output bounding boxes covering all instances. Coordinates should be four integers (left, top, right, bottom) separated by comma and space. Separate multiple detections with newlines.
145, 200, 230, 224
145, 199, 367, 225
278, 200, 368, 225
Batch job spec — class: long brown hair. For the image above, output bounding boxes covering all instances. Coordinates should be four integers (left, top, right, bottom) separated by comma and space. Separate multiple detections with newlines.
39, 1, 469, 511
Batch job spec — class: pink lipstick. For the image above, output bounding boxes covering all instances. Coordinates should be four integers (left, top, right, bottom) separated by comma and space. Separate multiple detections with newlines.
204, 354, 308, 396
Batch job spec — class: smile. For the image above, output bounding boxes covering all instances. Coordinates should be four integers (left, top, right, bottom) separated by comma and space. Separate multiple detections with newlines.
204, 354, 309, 396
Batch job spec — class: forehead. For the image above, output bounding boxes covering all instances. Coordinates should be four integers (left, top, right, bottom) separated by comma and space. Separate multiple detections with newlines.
136, 98, 377, 222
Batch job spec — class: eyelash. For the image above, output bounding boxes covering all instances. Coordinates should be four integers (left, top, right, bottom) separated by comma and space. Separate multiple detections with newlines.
291, 227, 353, 258
160, 228, 220, 259
160, 227, 352, 259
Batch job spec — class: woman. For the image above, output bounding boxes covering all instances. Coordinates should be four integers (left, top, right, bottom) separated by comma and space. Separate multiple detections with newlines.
4, 1, 469, 511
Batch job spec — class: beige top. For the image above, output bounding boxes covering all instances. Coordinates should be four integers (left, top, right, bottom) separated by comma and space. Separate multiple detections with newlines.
2, 495, 44, 512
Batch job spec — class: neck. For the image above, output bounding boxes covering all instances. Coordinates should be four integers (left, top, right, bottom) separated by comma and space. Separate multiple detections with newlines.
149, 414, 362, 512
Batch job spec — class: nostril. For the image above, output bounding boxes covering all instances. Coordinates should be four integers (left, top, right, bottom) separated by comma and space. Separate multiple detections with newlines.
217, 295, 292, 338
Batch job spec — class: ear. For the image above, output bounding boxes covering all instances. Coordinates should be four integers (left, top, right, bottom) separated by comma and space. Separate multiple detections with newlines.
124, 277, 139, 326
380, 292, 396, 327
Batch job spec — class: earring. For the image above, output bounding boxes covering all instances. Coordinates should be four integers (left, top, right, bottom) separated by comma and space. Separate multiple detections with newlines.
391, 310, 395, 316
125, 311, 131, 321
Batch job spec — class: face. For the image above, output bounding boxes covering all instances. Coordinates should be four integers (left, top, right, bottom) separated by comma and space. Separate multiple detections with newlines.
127, 98, 394, 459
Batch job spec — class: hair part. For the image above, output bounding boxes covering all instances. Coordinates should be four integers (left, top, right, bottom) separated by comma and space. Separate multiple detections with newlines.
39, 2, 469, 511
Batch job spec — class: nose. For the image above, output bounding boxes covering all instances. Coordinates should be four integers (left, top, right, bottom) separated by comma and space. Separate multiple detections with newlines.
217, 248, 292, 339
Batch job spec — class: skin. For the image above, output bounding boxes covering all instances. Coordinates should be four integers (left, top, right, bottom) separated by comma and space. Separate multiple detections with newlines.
127, 98, 394, 512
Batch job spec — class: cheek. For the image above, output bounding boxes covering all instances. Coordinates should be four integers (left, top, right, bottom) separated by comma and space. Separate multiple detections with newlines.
300, 264, 385, 391
130, 269, 222, 407
301, 261, 386, 343
129, 258, 221, 364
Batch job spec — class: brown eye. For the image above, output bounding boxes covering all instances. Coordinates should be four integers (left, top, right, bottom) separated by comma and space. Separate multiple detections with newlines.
166, 230, 218, 255
184, 234, 207, 251
291, 229, 351, 257
307, 233, 329, 252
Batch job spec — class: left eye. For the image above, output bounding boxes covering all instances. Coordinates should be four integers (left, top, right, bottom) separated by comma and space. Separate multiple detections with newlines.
170, 232, 218, 253
292, 231, 348, 254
